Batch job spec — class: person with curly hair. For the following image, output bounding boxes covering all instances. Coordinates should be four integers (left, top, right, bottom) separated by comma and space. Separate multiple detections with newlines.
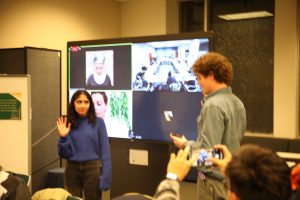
170, 52, 246, 200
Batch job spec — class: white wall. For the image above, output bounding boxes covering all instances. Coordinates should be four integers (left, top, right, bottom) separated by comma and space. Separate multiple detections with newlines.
0, 0, 122, 114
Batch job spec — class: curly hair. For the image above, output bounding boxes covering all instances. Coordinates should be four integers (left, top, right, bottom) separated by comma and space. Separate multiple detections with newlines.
192, 52, 233, 85
226, 144, 292, 200
67, 90, 97, 128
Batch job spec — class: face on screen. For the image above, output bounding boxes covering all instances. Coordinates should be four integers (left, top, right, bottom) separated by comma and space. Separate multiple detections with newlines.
84, 50, 115, 87
92, 92, 107, 119
94, 60, 105, 75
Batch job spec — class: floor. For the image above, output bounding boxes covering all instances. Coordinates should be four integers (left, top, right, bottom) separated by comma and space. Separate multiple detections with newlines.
102, 181, 197, 200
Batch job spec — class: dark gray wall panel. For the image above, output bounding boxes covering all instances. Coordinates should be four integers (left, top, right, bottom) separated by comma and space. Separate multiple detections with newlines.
26, 48, 61, 193
0, 48, 26, 74
212, 18, 274, 133
110, 138, 170, 198
31, 161, 60, 193
27, 48, 61, 142
32, 129, 60, 192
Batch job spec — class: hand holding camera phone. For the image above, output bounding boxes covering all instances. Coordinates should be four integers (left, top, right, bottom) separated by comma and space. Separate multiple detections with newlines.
191, 148, 224, 167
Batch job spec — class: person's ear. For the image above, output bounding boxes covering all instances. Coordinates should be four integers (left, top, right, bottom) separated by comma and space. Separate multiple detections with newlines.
208, 71, 214, 80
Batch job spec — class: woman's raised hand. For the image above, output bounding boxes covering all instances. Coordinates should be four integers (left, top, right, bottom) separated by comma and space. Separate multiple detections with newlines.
56, 116, 71, 137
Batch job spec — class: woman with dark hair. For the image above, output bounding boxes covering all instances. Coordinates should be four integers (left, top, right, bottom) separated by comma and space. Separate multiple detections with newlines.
56, 90, 111, 200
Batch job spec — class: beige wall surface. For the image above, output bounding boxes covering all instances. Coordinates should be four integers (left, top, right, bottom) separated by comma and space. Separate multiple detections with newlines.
0, 0, 122, 114
120, 0, 167, 37
0, 76, 31, 174
274, 0, 299, 138
0, 0, 172, 114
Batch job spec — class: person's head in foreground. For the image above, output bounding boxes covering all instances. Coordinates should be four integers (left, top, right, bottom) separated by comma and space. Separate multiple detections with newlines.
212, 144, 292, 200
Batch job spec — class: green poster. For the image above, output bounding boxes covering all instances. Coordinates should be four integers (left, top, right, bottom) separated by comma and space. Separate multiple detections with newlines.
0, 93, 21, 120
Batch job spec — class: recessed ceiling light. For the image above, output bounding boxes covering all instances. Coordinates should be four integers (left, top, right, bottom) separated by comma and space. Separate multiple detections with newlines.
218, 11, 273, 20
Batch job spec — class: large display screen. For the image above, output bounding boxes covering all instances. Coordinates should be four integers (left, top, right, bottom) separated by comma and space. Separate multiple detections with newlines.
67, 32, 211, 142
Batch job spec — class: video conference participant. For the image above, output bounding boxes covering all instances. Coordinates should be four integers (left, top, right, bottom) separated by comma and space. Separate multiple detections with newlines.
170, 52, 246, 200
87, 56, 112, 87
91, 91, 108, 119
136, 66, 147, 80
91, 91, 131, 139
56, 90, 112, 200
166, 71, 177, 86
133, 66, 149, 90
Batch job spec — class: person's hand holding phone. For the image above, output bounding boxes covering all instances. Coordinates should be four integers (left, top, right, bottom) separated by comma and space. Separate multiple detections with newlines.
170, 132, 187, 149
167, 146, 197, 181
192, 148, 223, 167
210, 144, 232, 174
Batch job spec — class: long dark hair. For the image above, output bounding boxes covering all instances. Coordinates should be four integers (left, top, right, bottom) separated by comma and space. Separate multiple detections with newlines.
67, 90, 97, 127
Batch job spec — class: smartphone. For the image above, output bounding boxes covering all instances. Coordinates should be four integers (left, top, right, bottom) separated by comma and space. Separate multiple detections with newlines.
191, 148, 223, 167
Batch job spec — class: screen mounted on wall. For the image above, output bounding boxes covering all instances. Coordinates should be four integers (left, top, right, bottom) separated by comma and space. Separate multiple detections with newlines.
67, 32, 211, 142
